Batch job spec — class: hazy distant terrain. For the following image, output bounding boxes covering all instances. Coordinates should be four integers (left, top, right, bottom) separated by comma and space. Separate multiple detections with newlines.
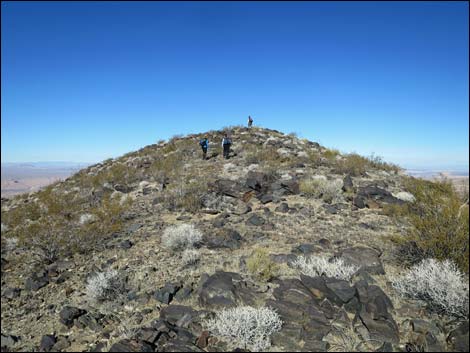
1, 162, 91, 198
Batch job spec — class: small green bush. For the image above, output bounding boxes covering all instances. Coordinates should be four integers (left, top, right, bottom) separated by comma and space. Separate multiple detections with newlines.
387, 177, 469, 273
246, 248, 279, 281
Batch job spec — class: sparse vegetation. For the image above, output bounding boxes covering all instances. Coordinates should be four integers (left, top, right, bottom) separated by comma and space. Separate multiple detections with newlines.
204, 306, 283, 351
181, 249, 200, 266
333, 152, 401, 176
387, 177, 469, 273
246, 248, 280, 281
86, 269, 126, 303
1, 185, 132, 263
299, 177, 343, 203
391, 258, 469, 317
293, 255, 359, 280
161, 223, 202, 251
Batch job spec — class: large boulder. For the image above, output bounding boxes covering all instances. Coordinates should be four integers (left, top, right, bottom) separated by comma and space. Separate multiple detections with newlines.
354, 281, 399, 344
336, 247, 385, 275
203, 228, 243, 250
197, 272, 239, 309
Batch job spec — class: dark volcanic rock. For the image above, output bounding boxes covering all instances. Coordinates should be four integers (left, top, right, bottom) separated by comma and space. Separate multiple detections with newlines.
59, 306, 86, 327
246, 214, 265, 226
39, 335, 56, 352
448, 321, 469, 352
342, 175, 354, 193
160, 339, 203, 352
159, 305, 196, 326
204, 229, 242, 250
155, 283, 182, 305
259, 194, 273, 204
109, 339, 154, 352
2, 287, 21, 299
275, 202, 289, 213
337, 247, 384, 275
197, 271, 253, 309
354, 281, 399, 344
25, 275, 49, 291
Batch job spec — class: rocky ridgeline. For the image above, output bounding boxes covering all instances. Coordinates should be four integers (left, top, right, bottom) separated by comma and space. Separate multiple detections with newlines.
1, 126, 468, 352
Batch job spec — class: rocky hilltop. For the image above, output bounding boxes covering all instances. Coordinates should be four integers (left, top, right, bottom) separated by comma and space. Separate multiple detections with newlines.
1, 126, 468, 352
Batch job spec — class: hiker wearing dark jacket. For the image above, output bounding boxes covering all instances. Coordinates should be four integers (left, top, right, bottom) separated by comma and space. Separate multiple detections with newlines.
222, 134, 232, 159
248, 115, 253, 128
199, 137, 209, 160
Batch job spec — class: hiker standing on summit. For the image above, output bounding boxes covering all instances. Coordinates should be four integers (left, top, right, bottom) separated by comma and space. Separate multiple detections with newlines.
222, 133, 232, 159
248, 115, 253, 128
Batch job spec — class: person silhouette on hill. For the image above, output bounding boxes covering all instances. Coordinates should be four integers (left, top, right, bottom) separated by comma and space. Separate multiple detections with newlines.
248, 115, 253, 128
199, 137, 209, 160
222, 133, 232, 159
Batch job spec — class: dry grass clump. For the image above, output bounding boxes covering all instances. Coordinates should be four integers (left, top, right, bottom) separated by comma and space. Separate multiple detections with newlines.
387, 177, 469, 273
162, 179, 208, 213
246, 248, 280, 281
299, 177, 343, 203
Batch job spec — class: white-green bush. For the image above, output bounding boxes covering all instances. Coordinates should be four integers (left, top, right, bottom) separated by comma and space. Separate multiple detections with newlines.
86, 269, 125, 302
161, 223, 202, 251
205, 306, 282, 351
293, 255, 359, 281
392, 259, 469, 317
182, 249, 200, 266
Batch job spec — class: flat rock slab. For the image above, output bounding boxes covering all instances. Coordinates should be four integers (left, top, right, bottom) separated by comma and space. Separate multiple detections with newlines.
246, 214, 265, 226
197, 272, 240, 309
337, 247, 385, 275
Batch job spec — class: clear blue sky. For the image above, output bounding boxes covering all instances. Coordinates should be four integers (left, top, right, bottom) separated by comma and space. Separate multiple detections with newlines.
2, 1, 469, 170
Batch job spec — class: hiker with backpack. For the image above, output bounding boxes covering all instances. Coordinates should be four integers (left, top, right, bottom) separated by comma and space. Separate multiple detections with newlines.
199, 137, 209, 160
221, 133, 232, 159
248, 115, 253, 128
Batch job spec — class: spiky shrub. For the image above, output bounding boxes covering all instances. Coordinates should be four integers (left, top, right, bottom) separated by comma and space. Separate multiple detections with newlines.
86, 269, 125, 302
161, 223, 202, 251
205, 306, 283, 351
181, 249, 200, 266
293, 255, 359, 281
391, 259, 469, 317
387, 177, 469, 273
246, 248, 280, 281
299, 178, 343, 203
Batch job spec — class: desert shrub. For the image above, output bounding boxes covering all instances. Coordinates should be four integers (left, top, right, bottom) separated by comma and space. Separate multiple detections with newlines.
333, 153, 400, 176
245, 146, 287, 167
162, 179, 208, 213
391, 258, 469, 317
181, 249, 200, 266
293, 255, 359, 280
299, 177, 343, 203
2, 189, 131, 263
86, 269, 126, 302
246, 248, 279, 281
161, 223, 202, 251
387, 177, 469, 273
323, 148, 340, 161
204, 306, 283, 351
307, 150, 322, 166
366, 153, 401, 173
334, 153, 368, 176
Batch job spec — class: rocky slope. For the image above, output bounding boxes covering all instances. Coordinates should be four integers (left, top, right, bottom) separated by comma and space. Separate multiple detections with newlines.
1, 126, 468, 352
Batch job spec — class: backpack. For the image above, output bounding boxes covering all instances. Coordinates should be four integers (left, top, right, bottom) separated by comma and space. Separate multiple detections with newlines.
199, 139, 208, 148
223, 138, 232, 146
